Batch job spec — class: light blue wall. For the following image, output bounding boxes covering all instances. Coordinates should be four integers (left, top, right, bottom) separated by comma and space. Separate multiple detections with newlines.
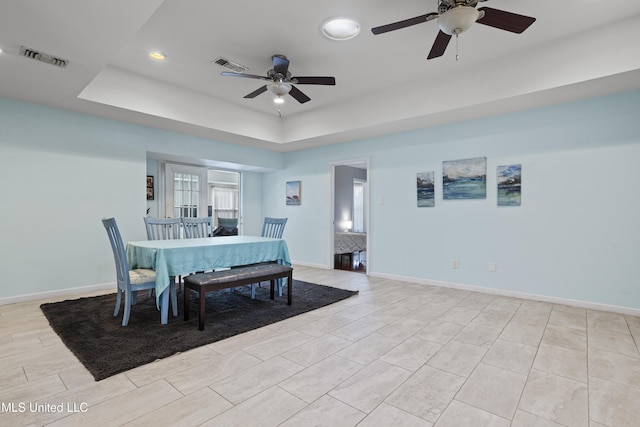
263, 90, 640, 310
0, 98, 278, 299
2, 90, 639, 311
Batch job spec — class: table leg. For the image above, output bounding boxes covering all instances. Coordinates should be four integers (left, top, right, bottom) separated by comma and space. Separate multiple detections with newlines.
199, 289, 205, 331
160, 288, 169, 325
184, 287, 190, 321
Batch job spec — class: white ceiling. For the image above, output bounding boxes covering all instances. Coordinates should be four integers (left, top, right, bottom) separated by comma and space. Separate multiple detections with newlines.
1, 0, 640, 152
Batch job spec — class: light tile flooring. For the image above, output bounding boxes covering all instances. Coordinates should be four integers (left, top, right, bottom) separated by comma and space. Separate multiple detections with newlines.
2, 266, 640, 426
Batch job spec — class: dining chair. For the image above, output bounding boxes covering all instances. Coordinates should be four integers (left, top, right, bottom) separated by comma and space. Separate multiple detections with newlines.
144, 216, 183, 293
245, 217, 289, 299
102, 218, 177, 326
182, 217, 213, 238
261, 217, 288, 239
144, 217, 182, 240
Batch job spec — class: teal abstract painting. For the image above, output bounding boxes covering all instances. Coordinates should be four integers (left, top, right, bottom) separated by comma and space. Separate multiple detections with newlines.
443, 157, 487, 200
497, 164, 521, 206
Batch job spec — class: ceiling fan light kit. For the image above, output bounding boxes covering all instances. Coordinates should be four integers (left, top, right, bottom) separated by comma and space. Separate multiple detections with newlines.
438, 6, 481, 35
267, 81, 292, 97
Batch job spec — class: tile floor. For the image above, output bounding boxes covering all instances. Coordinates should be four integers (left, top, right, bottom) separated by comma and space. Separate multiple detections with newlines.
1, 266, 640, 426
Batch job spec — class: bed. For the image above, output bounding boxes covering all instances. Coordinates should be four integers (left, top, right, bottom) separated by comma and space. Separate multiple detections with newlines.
334, 232, 367, 254
334, 232, 367, 270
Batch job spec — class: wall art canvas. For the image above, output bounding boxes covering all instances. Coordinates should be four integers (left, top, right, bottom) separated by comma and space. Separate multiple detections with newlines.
443, 157, 487, 200
286, 181, 301, 205
497, 164, 521, 206
417, 171, 435, 207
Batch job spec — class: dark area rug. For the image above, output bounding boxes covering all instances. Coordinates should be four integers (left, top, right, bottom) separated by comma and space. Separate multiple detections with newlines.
40, 280, 357, 381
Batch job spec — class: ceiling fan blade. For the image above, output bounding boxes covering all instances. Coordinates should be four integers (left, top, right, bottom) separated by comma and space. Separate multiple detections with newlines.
273, 55, 290, 76
243, 85, 268, 99
291, 76, 336, 85
289, 86, 311, 104
221, 71, 270, 81
477, 7, 536, 34
427, 30, 452, 59
371, 12, 438, 35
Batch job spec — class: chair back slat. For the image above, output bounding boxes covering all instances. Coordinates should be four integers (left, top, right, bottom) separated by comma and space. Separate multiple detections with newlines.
102, 218, 130, 289
144, 217, 181, 240
182, 217, 213, 238
261, 217, 287, 239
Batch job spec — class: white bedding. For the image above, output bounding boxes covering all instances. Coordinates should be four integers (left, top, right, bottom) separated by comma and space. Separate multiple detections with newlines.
334, 232, 366, 254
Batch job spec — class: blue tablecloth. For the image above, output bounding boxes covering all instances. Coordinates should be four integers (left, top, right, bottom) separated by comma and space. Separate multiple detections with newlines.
126, 236, 291, 308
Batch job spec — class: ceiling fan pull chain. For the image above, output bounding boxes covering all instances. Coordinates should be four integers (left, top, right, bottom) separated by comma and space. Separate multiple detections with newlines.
455, 33, 459, 61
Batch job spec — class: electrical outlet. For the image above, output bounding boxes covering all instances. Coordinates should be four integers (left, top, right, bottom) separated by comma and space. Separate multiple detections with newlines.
452, 259, 459, 269
489, 263, 496, 272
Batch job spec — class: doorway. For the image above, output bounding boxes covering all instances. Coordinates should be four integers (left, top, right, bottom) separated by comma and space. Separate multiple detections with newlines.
330, 159, 370, 273
162, 163, 241, 231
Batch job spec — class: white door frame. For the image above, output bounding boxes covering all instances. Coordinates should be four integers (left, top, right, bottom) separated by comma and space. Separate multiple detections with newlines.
329, 157, 370, 273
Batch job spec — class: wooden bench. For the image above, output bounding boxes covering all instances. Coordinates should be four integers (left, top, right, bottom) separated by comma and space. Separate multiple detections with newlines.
183, 264, 293, 330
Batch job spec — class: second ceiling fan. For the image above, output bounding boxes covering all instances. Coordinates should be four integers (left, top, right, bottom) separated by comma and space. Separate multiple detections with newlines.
371, 0, 536, 60
221, 55, 335, 104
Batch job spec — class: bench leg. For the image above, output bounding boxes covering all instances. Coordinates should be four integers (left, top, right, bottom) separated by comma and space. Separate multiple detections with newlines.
287, 272, 292, 305
183, 287, 190, 321
199, 289, 206, 331
270, 280, 275, 300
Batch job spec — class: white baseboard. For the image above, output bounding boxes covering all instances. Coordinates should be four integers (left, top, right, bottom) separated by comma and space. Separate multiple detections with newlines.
6, 270, 639, 318
0, 283, 114, 306
291, 260, 330, 270
369, 271, 640, 317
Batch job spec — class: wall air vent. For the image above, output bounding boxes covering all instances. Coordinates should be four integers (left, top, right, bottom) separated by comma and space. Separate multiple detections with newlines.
19, 46, 69, 68
212, 57, 248, 73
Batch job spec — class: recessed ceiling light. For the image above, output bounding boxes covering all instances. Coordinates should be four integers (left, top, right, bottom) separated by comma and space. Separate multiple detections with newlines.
322, 18, 360, 41
149, 51, 166, 61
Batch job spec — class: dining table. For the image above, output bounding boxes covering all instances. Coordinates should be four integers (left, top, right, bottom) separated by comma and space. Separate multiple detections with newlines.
125, 235, 291, 324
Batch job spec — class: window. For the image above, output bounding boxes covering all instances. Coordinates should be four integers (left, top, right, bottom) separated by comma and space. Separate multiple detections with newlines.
173, 172, 200, 218
210, 183, 238, 222
353, 179, 366, 233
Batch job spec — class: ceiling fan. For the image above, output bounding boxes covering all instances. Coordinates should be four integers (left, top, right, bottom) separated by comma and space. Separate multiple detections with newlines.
220, 55, 336, 104
371, 0, 536, 60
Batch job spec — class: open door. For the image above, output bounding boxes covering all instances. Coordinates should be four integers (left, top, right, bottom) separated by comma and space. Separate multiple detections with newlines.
330, 159, 370, 273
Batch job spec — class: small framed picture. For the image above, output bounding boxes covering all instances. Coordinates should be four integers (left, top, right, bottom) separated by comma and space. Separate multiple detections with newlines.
417, 171, 435, 207
146, 176, 154, 201
497, 164, 521, 206
286, 181, 301, 205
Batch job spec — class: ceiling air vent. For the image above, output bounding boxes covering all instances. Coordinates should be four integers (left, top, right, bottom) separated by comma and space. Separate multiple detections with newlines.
20, 46, 69, 68
212, 57, 248, 73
